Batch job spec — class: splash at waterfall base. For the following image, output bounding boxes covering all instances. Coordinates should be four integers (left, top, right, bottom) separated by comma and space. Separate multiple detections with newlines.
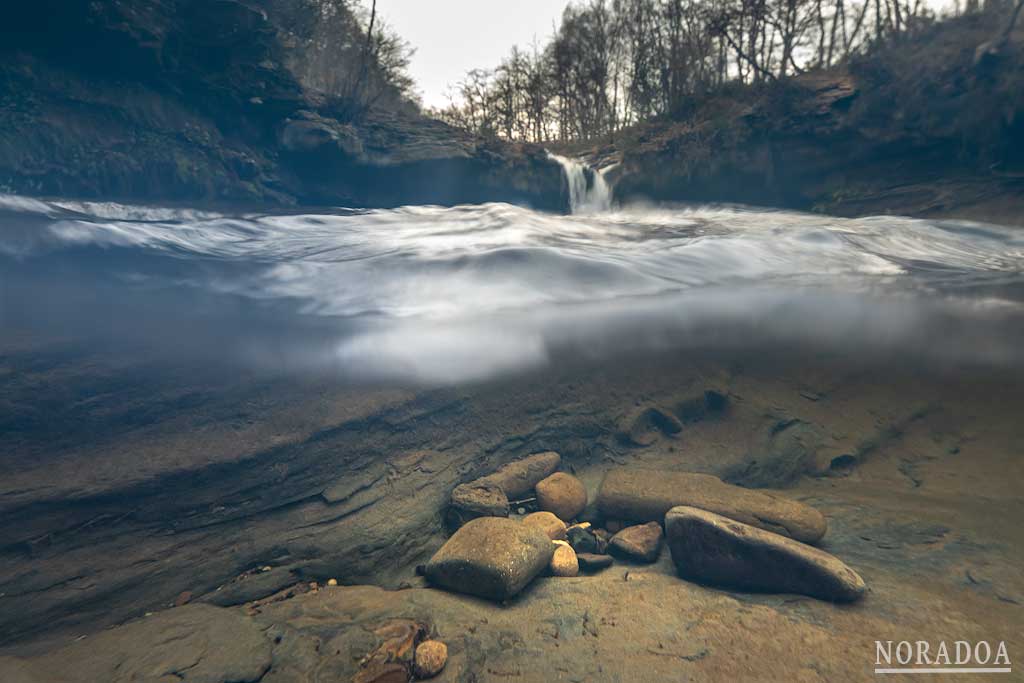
548, 152, 613, 213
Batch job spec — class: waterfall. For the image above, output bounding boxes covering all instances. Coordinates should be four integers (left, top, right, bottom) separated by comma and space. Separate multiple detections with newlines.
547, 153, 612, 214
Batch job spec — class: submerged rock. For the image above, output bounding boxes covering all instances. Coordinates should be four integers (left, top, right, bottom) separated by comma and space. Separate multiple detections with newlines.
353, 619, 429, 683
523, 511, 568, 541
536, 472, 588, 521
620, 404, 684, 445
577, 553, 614, 572
447, 453, 561, 530
424, 517, 554, 601
413, 640, 448, 679
665, 506, 866, 602
609, 522, 664, 562
550, 543, 580, 577
449, 482, 510, 524
566, 525, 600, 554
597, 468, 827, 544
478, 451, 562, 499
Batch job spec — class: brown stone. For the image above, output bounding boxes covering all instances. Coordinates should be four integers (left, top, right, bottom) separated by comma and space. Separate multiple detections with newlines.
522, 511, 567, 541
597, 468, 827, 544
413, 640, 448, 679
424, 517, 554, 601
450, 483, 509, 520
665, 506, 866, 602
550, 543, 579, 577
609, 522, 663, 563
535, 472, 588, 521
174, 591, 192, 607
577, 553, 614, 572
477, 451, 562, 498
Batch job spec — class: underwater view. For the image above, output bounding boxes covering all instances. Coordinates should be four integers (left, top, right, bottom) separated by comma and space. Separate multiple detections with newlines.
2, 188, 1023, 680
2, 0, 1023, 680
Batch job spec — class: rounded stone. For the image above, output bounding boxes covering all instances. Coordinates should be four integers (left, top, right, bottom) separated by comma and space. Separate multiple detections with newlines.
522, 511, 567, 541
413, 640, 448, 679
535, 472, 588, 521
424, 517, 555, 601
550, 543, 579, 577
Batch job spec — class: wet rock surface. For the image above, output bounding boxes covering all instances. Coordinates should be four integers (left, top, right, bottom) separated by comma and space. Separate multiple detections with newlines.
448, 482, 510, 528
665, 506, 866, 602
577, 552, 614, 572
476, 451, 562, 499
567, 525, 602, 554
522, 511, 568, 541
609, 522, 664, 563
423, 517, 554, 601
550, 542, 580, 577
535, 471, 588, 521
447, 452, 561, 530
597, 468, 827, 543
0, 604, 271, 682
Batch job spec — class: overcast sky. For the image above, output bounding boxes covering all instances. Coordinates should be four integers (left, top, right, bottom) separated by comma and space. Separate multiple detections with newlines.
379, 0, 574, 110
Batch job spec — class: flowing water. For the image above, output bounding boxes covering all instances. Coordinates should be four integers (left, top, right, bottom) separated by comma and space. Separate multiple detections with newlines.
1, 188, 1023, 671
3, 192, 1023, 383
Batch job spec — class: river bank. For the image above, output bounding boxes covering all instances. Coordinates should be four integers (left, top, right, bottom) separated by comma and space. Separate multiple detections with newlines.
3, 3, 1023, 223
0, 0, 566, 211
574, 11, 1024, 226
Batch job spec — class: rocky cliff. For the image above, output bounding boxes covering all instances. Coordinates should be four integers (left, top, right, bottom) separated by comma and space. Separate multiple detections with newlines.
0, 0, 566, 209
603, 12, 1024, 224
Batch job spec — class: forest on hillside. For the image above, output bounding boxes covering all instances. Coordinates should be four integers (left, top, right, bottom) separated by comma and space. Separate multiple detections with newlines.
431, 0, 1024, 143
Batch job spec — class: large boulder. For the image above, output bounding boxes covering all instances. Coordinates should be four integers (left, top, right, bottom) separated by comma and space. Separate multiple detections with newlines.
597, 468, 826, 544
535, 471, 587, 521
424, 517, 554, 601
665, 506, 866, 602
